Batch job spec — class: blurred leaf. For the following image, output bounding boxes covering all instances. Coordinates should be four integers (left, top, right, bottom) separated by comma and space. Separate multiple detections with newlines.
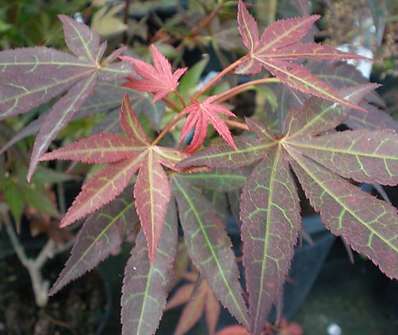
22, 183, 59, 217
167, 270, 221, 335
2, 179, 24, 224
92, 4, 127, 37
33, 166, 77, 185
178, 56, 209, 97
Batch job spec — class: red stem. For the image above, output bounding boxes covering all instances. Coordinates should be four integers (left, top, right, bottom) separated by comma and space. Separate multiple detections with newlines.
213, 77, 281, 103
152, 110, 188, 145
192, 56, 248, 100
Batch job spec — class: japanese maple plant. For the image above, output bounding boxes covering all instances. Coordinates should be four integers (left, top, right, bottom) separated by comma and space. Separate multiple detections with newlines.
1, 1, 398, 334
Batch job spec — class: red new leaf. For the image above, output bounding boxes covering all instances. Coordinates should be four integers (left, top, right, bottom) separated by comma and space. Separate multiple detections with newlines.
180, 97, 237, 153
120, 45, 187, 102
236, 1, 367, 112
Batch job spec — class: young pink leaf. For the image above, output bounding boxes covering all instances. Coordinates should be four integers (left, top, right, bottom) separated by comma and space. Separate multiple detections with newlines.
60, 153, 145, 227
40, 133, 138, 164
120, 94, 150, 144
240, 149, 301, 334
180, 98, 237, 153
121, 202, 178, 335
120, 45, 187, 102
133, 150, 171, 261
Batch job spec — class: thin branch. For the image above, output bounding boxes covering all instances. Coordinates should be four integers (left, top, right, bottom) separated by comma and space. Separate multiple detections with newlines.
152, 110, 188, 146
163, 96, 180, 112
192, 56, 247, 100
174, 90, 187, 108
190, 2, 224, 37
225, 119, 249, 131
0, 206, 73, 307
213, 77, 281, 103
2, 209, 29, 267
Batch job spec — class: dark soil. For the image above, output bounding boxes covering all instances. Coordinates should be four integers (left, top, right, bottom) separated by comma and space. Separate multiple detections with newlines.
0, 255, 108, 335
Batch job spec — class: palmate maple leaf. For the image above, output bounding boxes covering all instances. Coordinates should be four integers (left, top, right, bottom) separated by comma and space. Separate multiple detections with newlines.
120, 45, 187, 102
180, 97, 237, 153
40, 95, 186, 260
0, 15, 132, 180
237, 0, 368, 112
178, 84, 398, 334
166, 271, 221, 335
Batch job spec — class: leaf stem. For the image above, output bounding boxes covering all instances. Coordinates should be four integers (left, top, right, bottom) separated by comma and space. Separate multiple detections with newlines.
152, 110, 188, 146
192, 56, 248, 100
225, 119, 249, 131
214, 77, 281, 103
174, 90, 187, 108
163, 96, 180, 112
190, 2, 224, 37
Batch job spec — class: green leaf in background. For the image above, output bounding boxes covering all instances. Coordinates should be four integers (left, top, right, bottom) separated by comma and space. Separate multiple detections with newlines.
33, 166, 77, 185
2, 179, 24, 225
178, 56, 209, 97
91, 4, 127, 37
